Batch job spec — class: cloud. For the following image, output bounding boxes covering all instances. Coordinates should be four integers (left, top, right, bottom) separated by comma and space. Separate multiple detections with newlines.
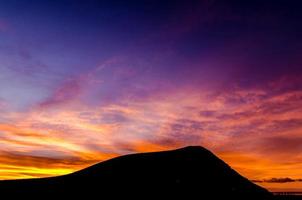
38, 78, 82, 108
0, 0, 301, 188
0, 151, 113, 179
0, 53, 302, 181
253, 178, 302, 183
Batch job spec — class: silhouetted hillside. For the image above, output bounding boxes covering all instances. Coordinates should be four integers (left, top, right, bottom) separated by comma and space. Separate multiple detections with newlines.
0, 146, 273, 199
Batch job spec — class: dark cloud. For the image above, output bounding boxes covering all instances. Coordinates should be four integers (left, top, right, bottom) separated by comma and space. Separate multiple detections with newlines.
168, 119, 204, 142
257, 99, 302, 116
199, 110, 217, 118
253, 178, 302, 183
100, 110, 129, 124
216, 110, 256, 121
267, 119, 302, 133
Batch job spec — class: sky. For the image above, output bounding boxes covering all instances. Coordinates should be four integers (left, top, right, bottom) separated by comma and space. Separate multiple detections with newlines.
0, 0, 302, 192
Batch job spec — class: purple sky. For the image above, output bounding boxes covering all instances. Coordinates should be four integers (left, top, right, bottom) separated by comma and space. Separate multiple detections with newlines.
0, 0, 302, 192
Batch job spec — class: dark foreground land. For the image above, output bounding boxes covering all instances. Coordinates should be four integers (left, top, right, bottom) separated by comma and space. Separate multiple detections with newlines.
0, 146, 297, 199
275, 195, 302, 200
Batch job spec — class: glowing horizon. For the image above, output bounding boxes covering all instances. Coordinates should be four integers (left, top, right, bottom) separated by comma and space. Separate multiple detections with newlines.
0, 0, 301, 192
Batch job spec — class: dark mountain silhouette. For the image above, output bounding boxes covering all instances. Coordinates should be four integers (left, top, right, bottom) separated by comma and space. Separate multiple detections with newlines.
0, 146, 273, 199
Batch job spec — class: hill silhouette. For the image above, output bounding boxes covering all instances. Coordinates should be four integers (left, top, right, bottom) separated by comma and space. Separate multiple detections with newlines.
0, 146, 273, 199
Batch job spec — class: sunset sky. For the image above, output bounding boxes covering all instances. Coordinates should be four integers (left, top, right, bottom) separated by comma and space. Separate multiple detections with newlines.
0, 0, 302, 192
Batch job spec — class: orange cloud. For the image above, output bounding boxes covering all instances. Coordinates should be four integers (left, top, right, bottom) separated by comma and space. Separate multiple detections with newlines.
0, 78, 301, 193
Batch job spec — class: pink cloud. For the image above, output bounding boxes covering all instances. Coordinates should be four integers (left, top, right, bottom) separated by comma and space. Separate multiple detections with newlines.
38, 78, 82, 108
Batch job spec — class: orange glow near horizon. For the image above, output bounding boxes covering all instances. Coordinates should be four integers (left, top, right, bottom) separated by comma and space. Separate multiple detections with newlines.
0, 83, 301, 193
1, 0, 302, 193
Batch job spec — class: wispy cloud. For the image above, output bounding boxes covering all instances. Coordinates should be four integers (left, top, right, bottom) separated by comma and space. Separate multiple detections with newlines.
0, 74, 301, 180
253, 178, 302, 183
0, 1, 301, 189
